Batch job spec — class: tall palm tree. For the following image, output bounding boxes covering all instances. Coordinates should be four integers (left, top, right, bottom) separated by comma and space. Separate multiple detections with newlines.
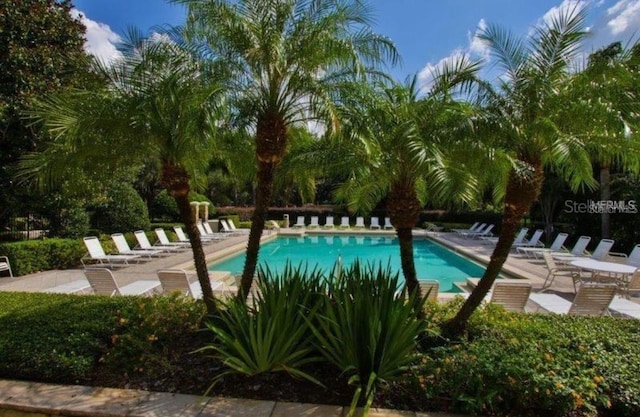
292, 68, 481, 295
174, 0, 399, 299
22, 30, 227, 314
444, 5, 615, 336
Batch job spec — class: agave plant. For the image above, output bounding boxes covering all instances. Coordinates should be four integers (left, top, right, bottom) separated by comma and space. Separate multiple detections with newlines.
309, 261, 427, 416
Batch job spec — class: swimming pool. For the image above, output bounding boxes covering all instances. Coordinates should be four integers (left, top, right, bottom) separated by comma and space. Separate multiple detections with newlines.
209, 235, 486, 292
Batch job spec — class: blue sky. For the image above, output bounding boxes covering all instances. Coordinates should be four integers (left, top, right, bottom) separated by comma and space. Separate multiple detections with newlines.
72, 0, 640, 86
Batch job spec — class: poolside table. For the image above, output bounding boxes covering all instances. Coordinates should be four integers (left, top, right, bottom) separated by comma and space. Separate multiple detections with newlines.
570, 259, 637, 295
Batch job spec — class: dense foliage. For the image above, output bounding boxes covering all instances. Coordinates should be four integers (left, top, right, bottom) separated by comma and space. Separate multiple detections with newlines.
0, 239, 85, 275
91, 183, 151, 234
0, 0, 87, 220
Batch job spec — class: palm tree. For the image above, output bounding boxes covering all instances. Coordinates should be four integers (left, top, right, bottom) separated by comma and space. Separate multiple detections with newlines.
564, 41, 640, 238
443, 5, 613, 336
22, 30, 227, 314
292, 68, 481, 295
174, 0, 399, 299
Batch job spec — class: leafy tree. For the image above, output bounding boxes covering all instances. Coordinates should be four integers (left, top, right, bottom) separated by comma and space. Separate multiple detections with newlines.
443, 5, 640, 336
175, 0, 399, 300
23, 30, 227, 314
0, 0, 87, 220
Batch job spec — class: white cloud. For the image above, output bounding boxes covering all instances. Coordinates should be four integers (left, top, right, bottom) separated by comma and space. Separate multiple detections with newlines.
417, 49, 466, 92
606, 0, 640, 35
71, 8, 122, 63
468, 19, 490, 60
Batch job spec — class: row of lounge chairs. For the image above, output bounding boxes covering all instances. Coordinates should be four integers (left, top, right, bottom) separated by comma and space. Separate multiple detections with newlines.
81, 221, 244, 268
422, 279, 639, 318
292, 215, 394, 230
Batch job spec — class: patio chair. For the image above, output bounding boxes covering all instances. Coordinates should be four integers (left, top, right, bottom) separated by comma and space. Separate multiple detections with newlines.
605, 244, 640, 267
111, 233, 164, 258
549, 235, 591, 259
134, 230, 183, 253
461, 224, 494, 239
517, 232, 568, 258
324, 216, 335, 228
292, 216, 306, 228
452, 222, 481, 235
419, 280, 439, 302
339, 216, 350, 229
84, 268, 160, 296
354, 216, 365, 228
529, 284, 617, 316
539, 251, 581, 292
219, 219, 235, 234
608, 295, 640, 319
512, 229, 545, 249
308, 216, 320, 228
155, 228, 190, 249
0, 256, 13, 278
481, 227, 528, 245
425, 223, 444, 234
489, 282, 532, 312
370, 217, 381, 229
157, 269, 225, 299
383, 217, 394, 230
174, 225, 216, 243
227, 219, 250, 234
82, 236, 140, 268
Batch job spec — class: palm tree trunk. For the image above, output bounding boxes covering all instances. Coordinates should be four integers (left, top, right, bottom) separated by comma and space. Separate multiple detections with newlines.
161, 162, 217, 315
240, 160, 276, 300
396, 227, 418, 294
174, 193, 218, 314
443, 166, 544, 337
600, 165, 610, 239
388, 181, 422, 295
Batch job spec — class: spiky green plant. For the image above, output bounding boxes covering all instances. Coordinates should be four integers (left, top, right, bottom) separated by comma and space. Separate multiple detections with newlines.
309, 261, 427, 416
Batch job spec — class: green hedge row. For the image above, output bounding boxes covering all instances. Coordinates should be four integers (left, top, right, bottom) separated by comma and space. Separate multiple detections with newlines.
0, 239, 85, 276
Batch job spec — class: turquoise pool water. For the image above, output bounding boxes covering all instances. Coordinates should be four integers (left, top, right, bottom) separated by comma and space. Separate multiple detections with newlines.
209, 235, 486, 292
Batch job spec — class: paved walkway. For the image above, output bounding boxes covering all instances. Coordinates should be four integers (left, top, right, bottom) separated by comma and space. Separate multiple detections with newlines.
0, 379, 465, 417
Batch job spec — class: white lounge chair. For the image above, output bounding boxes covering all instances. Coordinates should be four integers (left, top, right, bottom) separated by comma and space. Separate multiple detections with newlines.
82, 236, 140, 268
425, 223, 444, 234
606, 244, 640, 267
111, 233, 164, 258
461, 224, 494, 239
134, 230, 183, 253
157, 269, 225, 299
383, 217, 394, 230
513, 229, 544, 249
339, 216, 350, 229
84, 268, 160, 296
489, 282, 532, 312
539, 251, 581, 292
155, 228, 190, 249
517, 232, 568, 258
529, 284, 617, 316
453, 222, 482, 235
219, 219, 234, 234
548, 235, 591, 260
292, 216, 306, 228
354, 217, 365, 229
175, 225, 217, 243
308, 216, 320, 228
370, 217, 381, 229
324, 216, 335, 228
227, 219, 250, 234
482, 227, 528, 245
0, 256, 13, 278
555, 238, 614, 263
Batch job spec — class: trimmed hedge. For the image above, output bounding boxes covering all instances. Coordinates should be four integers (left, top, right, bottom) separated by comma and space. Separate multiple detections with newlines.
0, 239, 85, 276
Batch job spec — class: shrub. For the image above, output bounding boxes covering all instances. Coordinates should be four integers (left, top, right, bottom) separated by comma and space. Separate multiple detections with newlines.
92, 183, 150, 234
200, 264, 326, 389
100, 293, 206, 379
0, 239, 85, 275
0, 292, 129, 383
310, 262, 427, 416
149, 190, 180, 221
